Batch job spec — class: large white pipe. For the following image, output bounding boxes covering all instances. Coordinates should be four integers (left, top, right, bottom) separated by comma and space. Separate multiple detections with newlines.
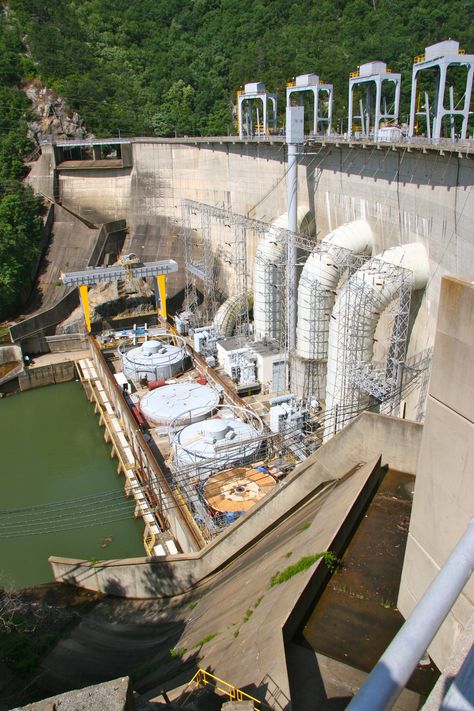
253, 208, 312, 342
296, 220, 373, 361
325, 242, 429, 434
213, 293, 252, 338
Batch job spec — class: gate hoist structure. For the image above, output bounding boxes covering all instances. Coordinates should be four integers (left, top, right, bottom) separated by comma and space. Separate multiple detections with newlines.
61, 255, 178, 331
286, 73, 333, 136
408, 40, 474, 141
348, 61, 401, 140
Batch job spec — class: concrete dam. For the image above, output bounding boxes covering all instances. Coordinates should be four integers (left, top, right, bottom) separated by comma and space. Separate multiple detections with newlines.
18, 136, 474, 709
31, 136, 474, 420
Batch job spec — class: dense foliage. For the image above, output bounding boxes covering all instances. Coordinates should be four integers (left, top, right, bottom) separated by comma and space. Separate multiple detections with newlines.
0, 0, 472, 313
7, 0, 474, 137
0, 12, 41, 316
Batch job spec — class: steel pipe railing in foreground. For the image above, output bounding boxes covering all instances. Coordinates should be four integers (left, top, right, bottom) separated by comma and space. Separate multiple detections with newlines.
346, 519, 474, 711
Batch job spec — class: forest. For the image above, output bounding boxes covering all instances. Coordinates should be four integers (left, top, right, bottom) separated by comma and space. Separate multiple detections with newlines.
0, 0, 473, 313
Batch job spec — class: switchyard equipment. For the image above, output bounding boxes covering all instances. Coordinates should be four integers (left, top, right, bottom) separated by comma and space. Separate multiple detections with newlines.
119, 336, 187, 382
408, 40, 474, 141
237, 82, 278, 139
269, 394, 309, 434
286, 73, 333, 136
140, 381, 220, 427
192, 326, 219, 363
348, 62, 401, 140
60, 256, 178, 331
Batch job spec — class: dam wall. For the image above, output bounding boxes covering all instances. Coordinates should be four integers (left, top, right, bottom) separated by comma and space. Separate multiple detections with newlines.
49, 411, 422, 598
31, 139, 474, 416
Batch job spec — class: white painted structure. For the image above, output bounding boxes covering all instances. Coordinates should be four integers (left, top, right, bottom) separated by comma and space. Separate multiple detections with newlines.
325, 243, 429, 435
119, 338, 186, 382
253, 208, 313, 342
348, 61, 401, 140
237, 82, 277, 139
296, 220, 374, 360
172, 407, 264, 479
408, 40, 474, 140
140, 381, 219, 426
286, 73, 333, 135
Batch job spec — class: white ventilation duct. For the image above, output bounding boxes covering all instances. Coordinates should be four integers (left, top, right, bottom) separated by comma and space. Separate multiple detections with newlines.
213, 293, 253, 338
325, 242, 429, 435
253, 208, 312, 342
296, 220, 373, 360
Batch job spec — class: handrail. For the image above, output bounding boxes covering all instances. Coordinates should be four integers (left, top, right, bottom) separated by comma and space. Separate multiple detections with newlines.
346, 518, 474, 711
182, 668, 274, 709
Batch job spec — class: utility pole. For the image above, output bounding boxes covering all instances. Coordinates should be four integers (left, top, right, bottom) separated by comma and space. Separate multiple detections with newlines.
286, 106, 304, 352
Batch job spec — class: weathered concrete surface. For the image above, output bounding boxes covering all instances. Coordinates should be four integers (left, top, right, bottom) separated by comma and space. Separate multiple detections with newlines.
398, 276, 474, 670
422, 612, 474, 710
0, 344, 24, 385
41, 457, 382, 709
46, 140, 474, 421
49, 413, 422, 598
13, 676, 135, 711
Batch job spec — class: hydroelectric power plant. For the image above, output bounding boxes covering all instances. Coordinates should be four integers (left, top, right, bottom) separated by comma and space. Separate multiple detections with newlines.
3, 39, 474, 710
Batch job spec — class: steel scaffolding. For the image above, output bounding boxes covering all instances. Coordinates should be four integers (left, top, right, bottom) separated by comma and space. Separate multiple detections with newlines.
179, 200, 421, 436
333, 257, 413, 432
181, 200, 250, 330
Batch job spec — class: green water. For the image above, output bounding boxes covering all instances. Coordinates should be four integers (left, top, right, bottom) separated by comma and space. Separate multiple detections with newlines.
0, 381, 145, 589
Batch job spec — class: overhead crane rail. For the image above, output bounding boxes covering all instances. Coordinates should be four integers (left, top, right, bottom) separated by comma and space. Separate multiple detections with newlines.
60, 258, 178, 287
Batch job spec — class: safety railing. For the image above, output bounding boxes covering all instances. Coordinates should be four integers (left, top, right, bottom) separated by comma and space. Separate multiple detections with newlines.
143, 525, 156, 556
346, 519, 474, 711
180, 668, 274, 709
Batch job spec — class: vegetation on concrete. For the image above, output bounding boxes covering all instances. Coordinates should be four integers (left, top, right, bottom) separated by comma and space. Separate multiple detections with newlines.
192, 632, 219, 648
270, 551, 340, 586
298, 522, 311, 533
169, 646, 188, 658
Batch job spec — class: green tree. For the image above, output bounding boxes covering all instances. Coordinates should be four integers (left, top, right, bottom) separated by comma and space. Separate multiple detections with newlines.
152, 80, 196, 137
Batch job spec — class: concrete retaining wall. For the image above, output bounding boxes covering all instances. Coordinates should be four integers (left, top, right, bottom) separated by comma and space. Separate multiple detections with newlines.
0, 344, 24, 385
49, 411, 422, 598
398, 276, 474, 670
87, 337, 203, 555
18, 360, 76, 391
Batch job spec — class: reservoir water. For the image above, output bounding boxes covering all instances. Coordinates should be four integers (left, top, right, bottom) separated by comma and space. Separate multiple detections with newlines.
0, 381, 145, 589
